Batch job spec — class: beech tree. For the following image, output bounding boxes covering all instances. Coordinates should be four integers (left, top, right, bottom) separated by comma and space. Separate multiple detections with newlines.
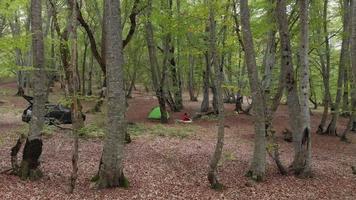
96, 0, 128, 188
19, 0, 47, 180
207, 0, 225, 189
240, 0, 267, 181
276, 0, 311, 177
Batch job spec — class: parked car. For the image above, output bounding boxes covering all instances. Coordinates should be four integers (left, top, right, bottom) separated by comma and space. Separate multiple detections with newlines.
22, 95, 85, 125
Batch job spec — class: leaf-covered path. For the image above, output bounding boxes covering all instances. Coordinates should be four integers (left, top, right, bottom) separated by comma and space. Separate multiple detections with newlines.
0, 83, 355, 199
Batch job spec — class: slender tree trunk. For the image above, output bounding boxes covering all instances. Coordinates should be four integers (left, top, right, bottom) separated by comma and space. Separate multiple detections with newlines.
208, 0, 225, 189
318, 0, 332, 133
82, 37, 88, 95
240, 0, 267, 182
296, 0, 312, 177
68, 0, 84, 193
97, 0, 128, 188
188, 41, 197, 101
87, 52, 93, 96
201, 52, 210, 112
144, 0, 168, 123
326, 0, 351, 135
20, 0, 46, 180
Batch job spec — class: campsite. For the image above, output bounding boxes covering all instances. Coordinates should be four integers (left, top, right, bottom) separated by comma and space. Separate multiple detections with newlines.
1, 0, 356, 199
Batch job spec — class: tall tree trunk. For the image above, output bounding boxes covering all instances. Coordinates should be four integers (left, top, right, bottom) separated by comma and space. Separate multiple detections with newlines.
276, 0, 311, 177
341, 0, 356, 141
144, 0, 168, 123
296, 0, 312, 177
318, 0, 332, 133
326, 0, 351, 135
68, 0, 84, 193
207, 0, 225, 189
97, 0, 128, 188
20, 0, 46, 180
240, 0, 267, 182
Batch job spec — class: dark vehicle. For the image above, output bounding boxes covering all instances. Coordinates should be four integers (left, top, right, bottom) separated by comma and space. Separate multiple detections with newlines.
22, 95, 85, 125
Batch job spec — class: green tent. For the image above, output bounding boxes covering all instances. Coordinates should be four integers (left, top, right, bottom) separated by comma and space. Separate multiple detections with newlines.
148, 106, 169, 120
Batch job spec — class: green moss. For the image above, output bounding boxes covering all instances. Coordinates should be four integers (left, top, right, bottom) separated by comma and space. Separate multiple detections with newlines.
78, 124, 105, 138
41, 124, 56, 137
245, 170, 265, 182
118, 176, 130, 188
211, 182, 224, 191
90, 174, 100, 182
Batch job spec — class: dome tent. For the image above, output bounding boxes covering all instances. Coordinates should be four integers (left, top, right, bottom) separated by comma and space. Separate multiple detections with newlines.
148, 106, 169, 120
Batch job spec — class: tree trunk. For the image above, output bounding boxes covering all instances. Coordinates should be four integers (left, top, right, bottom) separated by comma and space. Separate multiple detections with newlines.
82, 37, 88, 95
342, 66, 349, 115
296, 0, 312, 177
342, 0, 356, 141
201, 52, 210, 112
207, 0, 225, 189
68, 0, 84, 193
240, 0, 267, 182
97, 0, 128, 188
144, 0, 168, 123
262, 29, 276, 93
87, 52, 93, 96
276, 0, 311, 177
326, 0, 351, 135
188, 41, 197, 101
318, 0, 332, 133
20, 0, 46, 181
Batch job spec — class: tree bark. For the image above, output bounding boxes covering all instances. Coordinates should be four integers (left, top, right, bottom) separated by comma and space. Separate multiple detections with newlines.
207, 0, 225, 189
144, 0, 168, 123
341, 0, 356, 141
68, 0, 84, 193
81, 36, 88, 95
187, 35, 198, 101
240, 0, 267, 182
318, 0, 332, 133
326, 0, 351, 135
97, 0, 128, 188
276, 0, 311, 177
296, 0, 312, 177
20, 0, 46, 180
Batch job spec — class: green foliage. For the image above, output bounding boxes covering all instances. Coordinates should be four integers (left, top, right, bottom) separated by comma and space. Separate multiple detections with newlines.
78, 124, 105, 138
41, 124, 56, 137
58, 97, 72, 108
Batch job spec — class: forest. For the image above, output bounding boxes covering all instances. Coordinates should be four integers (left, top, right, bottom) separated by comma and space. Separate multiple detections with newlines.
0, 0, 355, 199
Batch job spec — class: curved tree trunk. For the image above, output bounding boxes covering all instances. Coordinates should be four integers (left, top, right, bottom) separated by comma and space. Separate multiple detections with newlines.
207, 0, 225, 189
276, 0, 311, 177
144, 0, 168, 123
326, 0, 351, 136
240, 0, 267, 182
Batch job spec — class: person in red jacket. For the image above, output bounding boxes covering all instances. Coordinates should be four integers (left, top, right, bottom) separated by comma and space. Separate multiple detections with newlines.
181, 113, 192, 122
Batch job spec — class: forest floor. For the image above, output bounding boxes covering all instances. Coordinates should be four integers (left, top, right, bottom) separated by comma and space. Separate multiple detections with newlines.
0, 81, 356, 200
